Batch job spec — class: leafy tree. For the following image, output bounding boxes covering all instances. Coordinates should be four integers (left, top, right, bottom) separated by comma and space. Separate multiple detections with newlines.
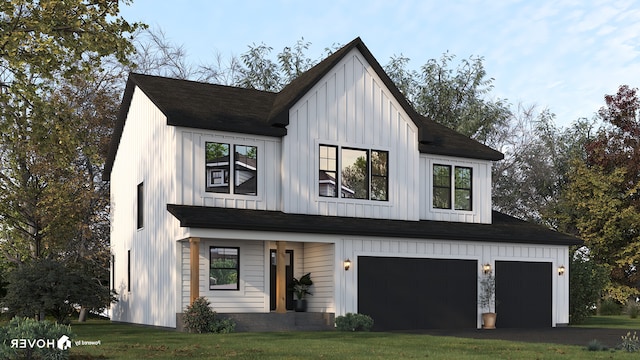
0, 0, 143, 319
385, 52, 511, 141
4, 258, 115, 323
492, 105, 595, 227
569, 247, 609, 324
561, 85, 640, 302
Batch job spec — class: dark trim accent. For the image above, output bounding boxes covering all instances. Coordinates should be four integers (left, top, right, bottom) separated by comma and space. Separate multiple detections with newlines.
167, 204, 583, 246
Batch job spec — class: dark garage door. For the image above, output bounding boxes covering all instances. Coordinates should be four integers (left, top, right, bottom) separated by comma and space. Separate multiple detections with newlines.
495, 261, 552, 328
358, 256, 477, 331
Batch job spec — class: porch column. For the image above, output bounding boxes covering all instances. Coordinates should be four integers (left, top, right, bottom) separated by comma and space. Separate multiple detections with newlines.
275, 241, 287, 313
189, 237, 200, 304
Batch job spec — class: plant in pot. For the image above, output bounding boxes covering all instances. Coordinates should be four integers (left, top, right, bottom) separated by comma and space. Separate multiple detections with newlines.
479, 275, 497, 329
290, 273, 313, 312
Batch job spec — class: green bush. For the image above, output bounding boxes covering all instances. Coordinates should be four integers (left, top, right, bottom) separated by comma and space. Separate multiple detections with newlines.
569, 248, 609, 324
625, 300, 639, 319
335, 313, 373, 332
586, 339, 608, 351
0, 317, 73, 360
599, 299, 622, 316
182, 297, 235, 333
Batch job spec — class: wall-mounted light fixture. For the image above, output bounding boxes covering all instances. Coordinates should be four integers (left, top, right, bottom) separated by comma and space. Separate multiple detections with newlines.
558, 265, 565, 276
344, 259, 351, 271
483, 263, 492, 275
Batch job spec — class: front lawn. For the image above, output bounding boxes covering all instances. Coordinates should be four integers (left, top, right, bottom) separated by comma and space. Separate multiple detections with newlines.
575, 315, 640, 329
66, 319, 639, 360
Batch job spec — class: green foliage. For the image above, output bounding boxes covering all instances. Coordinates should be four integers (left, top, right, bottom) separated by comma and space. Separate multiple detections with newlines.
182, 297, 235, 334
0, 316, 73, 360
599, 299, 623, 316
618, 331, 640, 352
384, 52, 511, 141
335, 313, 374, 332
625, 300, 640, 318
569, 247, 609, 324
3, 258, 115, 323
289, 273, 313, 300
586, 339, 608, 351
478, 275, 496, 313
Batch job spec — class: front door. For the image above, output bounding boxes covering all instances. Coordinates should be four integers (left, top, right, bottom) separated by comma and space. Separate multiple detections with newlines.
270, 249, 294, 311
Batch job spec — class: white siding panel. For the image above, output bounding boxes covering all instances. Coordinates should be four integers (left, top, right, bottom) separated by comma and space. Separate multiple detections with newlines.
178, 129, 281, 211
282, 48, 419, 221
420, 154, 493, 224
110, 87, 179, 328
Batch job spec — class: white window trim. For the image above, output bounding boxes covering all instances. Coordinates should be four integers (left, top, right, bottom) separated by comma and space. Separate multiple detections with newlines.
428, 158, 478, 216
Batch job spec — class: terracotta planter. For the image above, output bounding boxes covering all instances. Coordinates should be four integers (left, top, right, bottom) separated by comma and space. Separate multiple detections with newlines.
482, 312, 497, 329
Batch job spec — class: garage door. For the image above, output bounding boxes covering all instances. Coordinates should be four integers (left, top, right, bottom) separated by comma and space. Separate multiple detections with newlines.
358, 256, 477, 330
495, 261, 552, 328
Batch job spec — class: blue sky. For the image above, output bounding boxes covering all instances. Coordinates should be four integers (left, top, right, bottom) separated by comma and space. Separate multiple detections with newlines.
120, 0, 640, 128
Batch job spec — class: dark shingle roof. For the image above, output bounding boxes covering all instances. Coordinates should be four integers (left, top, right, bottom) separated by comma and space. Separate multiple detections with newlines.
167, 204, 583, 246
103, 37, 503, 180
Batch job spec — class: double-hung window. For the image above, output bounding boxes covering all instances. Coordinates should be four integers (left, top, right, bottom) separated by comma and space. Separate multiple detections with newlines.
205, 142, 257, 195
433, 164, 472, 211
318, 145, 388, 201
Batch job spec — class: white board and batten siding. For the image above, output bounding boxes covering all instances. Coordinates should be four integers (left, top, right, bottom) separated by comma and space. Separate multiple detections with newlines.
282, 48, 420, 221
109, 86, 181, 328
337, 236, 570, 326
419, 154, 493, 224
177, 129, 281, 211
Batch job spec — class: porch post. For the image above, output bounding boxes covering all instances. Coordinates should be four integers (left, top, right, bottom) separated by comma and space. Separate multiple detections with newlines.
189, 237, 200, 304
275, 241, 287, 313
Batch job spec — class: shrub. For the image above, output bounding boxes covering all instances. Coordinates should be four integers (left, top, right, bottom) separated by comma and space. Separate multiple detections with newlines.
335, 313, 373, 332
625, 300, 639, 319
618, 331, 640, 352
0, 317, 73, 360
586, 339, 608, 351
183, 297, 235, 333
599, 298, 622, 315
569, 248, 609, 324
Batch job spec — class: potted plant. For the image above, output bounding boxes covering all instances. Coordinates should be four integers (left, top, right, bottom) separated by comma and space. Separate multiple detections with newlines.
479, 275, 497, 329
290, 273, 313, 312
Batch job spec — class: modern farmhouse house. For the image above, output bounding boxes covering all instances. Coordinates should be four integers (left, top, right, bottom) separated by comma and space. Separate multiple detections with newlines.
104, 37, 582, 331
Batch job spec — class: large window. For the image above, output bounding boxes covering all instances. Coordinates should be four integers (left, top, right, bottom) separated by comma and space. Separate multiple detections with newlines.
210, 247, 239, 290
433, 164, 472, 211
205, 142, 257, 195
319, 145, 388, 201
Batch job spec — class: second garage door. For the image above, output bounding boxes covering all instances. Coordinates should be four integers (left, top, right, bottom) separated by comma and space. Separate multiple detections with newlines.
495, 261, 552, 328
358, 256, 477, 330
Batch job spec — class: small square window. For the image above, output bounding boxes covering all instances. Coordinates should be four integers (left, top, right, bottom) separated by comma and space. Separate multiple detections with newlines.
210, 247, 239, 290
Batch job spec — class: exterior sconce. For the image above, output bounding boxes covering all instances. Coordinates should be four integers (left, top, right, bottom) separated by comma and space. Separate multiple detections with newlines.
482, 263, 492, 275
558, 265, 565, 276
344, 259, 351, 271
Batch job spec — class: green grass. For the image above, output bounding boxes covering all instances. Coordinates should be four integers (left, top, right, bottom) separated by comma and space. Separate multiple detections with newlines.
574, 315, 640, 329
66, 319, 640, 360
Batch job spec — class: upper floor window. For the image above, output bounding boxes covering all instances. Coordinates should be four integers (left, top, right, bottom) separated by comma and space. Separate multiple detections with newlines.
210, 246, 239, 290
137, 182, 144, 229
319, 145, 388, 201
206, 142, 257, 196
433, 164, 472, 211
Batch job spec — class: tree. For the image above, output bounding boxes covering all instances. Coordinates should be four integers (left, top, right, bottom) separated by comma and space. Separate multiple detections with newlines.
0, 0, 143, 319
569, 247, 609, 324
4, 258, 115, 323
561, 85, 640, 302
385, 52, 511, 142
492, 105, 595, 227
